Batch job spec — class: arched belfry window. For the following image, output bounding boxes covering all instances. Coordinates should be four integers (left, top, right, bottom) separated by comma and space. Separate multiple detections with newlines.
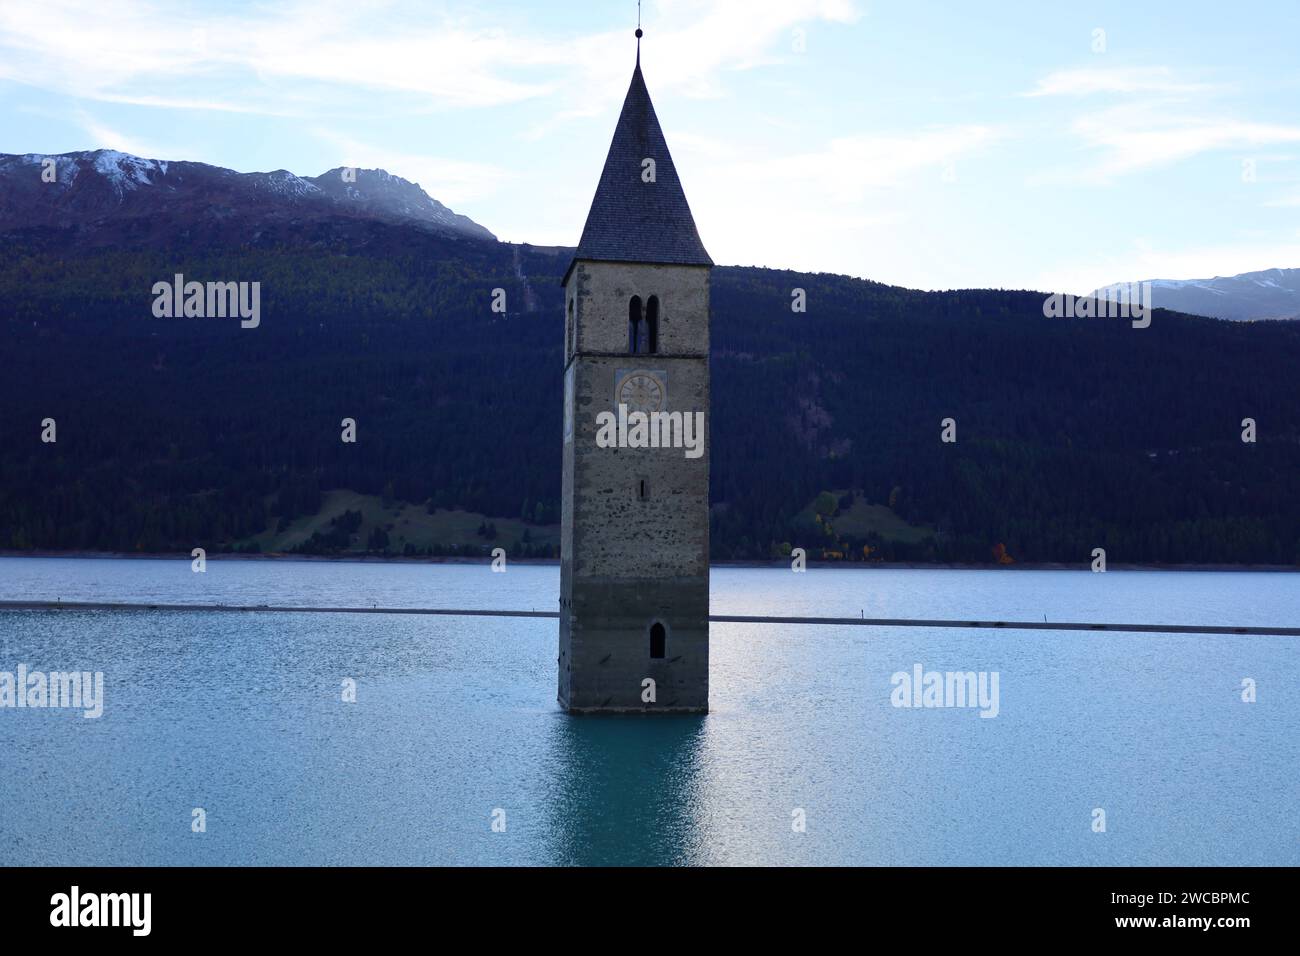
649, 621, 666, 659
646, 296, 659, 354
628, 296, 642, 354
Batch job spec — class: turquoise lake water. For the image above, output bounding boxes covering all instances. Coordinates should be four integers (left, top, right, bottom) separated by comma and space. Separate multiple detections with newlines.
0, 556, 1296, 865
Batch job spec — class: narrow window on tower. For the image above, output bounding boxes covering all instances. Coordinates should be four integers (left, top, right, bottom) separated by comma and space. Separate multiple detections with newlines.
649, 621, 666, 659
628, 295, 642, 354
646, 295, 659, 354
637, 478, 648, 500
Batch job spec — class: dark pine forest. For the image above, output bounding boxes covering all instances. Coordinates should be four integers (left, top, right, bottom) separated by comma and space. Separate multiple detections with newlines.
2, 223, 1298, 565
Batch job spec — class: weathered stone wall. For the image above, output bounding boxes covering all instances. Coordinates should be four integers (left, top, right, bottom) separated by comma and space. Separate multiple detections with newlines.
570, 261, 710, 357
562, 580, 709, 713
559, 260, 711, 712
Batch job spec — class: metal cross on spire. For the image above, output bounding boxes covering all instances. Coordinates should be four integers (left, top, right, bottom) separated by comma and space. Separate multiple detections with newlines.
636, 0, 643, 64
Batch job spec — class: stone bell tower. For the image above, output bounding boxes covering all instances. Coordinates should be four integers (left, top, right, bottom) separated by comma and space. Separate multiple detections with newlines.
558, 31, 712, 713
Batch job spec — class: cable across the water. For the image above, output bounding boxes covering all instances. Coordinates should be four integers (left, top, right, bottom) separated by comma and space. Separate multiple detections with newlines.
1, 600, 1296, 636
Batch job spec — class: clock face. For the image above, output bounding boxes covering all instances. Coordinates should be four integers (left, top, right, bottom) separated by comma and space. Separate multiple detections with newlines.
618, 371, 665, 414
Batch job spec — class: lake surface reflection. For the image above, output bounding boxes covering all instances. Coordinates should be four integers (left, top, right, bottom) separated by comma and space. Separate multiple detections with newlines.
1, 557, 1296, 865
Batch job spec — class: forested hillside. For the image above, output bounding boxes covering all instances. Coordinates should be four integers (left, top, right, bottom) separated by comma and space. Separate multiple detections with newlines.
2, 223, 1298, 564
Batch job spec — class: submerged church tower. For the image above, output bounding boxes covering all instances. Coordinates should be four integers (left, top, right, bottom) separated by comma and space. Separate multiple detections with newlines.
559, 31, 712, 713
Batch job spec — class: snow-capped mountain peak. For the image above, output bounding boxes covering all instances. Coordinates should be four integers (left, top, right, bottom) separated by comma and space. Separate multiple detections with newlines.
1093, 267, 1300, 321
0, 149, 496, 243
306, 166, 493, 239
90, 149, 167, 189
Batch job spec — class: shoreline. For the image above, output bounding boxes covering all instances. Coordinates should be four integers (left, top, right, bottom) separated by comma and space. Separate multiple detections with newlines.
1, 549, 1296, 572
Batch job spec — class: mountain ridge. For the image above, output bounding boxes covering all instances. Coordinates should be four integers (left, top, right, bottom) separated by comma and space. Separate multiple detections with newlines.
0, 149, 496, 244
1, 148, 1299, 564
1093, 266, 1300, 322
7, 149, 1300, 316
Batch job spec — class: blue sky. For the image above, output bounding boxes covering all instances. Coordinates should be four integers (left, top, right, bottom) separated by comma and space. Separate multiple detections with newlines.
2, 0, 1298, 292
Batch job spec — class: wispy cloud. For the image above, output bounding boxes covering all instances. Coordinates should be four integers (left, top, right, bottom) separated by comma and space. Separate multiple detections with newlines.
519, 0, 863, 139
1024, 97, 1300, 186
1023, 66, 1216, 98
0, 0, 863, 118
716, 125, 998, 202
1069, 103, 1300, 179
673, 123, 999, 277
1019, 62, 1300, 185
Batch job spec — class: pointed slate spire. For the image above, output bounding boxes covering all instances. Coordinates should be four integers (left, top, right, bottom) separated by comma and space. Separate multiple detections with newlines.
564, 39, 712, 283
